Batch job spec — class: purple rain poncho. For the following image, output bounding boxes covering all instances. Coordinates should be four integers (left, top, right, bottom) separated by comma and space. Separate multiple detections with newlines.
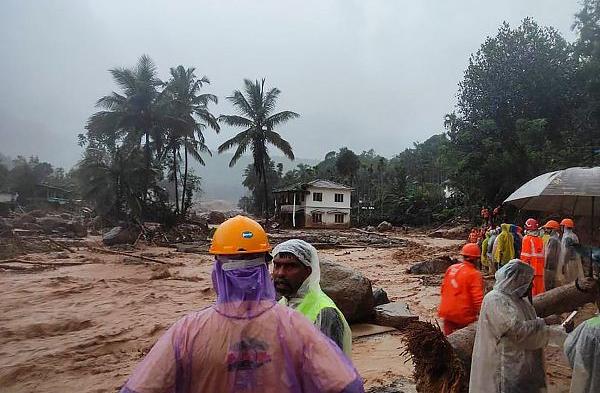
120, 258, 364, 393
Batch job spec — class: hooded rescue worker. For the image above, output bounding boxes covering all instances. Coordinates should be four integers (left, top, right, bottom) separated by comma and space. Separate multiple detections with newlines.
119, 216, 364, 393
492, 223, 515, 267
564, 301, 600, 393
557, 218, 584, 285
438, 243, 484, 335
486, 227, 500, 274
469, 259, 568, 393
520, 218, 545, 296
543, 220, 561, 290
481, 231, 491, 271
272, 239, 352, 355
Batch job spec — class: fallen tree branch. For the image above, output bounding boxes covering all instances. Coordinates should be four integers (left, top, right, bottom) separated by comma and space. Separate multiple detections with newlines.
45, 237, 75, 253
88, 246, 175, 265
0, 258, 92, 267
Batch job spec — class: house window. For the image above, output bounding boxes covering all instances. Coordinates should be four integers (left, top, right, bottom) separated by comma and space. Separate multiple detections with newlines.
312, 213, 322, 223
334, 214, 344, 223
334, 193, 344, 203
300, 193, 305, 202
313, 192, 323, 202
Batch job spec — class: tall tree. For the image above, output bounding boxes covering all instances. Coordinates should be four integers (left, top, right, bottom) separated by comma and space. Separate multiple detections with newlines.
162, 66, 219, 214
446, 19, 579, 206
218, 79, 298, 217
86, 55, 163, 210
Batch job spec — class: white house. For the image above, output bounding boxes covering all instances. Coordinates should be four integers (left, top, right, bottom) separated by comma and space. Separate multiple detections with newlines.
274, 179, 353, 228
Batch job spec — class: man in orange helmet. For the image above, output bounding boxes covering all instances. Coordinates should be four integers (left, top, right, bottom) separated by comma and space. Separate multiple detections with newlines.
438, 243, 485, 335
520, 218, 546, 296
119, 216, 364, 393
542, 220, 561, 290
557, 218, 584, 285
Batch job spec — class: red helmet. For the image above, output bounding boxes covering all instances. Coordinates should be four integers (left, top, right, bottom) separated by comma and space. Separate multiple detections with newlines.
525, 218, 538, 230
461, 243, 481, 258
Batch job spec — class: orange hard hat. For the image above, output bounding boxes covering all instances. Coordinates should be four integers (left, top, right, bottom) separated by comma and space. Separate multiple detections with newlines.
525, 218, 538, 230
209, 215, 271, 255
560, 218, 575, 228
461, 243, 481, 258
542, 220, 560, 230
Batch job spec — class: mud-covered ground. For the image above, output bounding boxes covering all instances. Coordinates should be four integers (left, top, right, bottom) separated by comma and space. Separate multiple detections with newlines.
0, 230, 581, 392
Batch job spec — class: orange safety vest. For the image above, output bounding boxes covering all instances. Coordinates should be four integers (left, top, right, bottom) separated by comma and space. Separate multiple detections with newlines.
521, 234, 545, 296
438, 262, 484, 325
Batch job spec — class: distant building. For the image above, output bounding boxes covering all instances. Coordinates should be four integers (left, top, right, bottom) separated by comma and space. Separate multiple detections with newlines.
274, 179, 353, 228
32, 184, 72, 205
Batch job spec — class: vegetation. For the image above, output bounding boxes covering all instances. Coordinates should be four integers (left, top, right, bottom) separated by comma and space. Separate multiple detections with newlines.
218, 79, 298, 218
76, 56, 218, 223
239, 6, 600, 225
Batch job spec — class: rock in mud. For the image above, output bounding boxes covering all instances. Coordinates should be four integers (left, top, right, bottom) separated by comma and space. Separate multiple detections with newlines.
373, 288, 390, 306
374, 302, 419, 330
407, 256, 456, 274
102, 226, 140, 246
208, 211, 226, 224
377, 221, 393, 232
175, 243, 207, 253
428, 224, 470, 240
67, 221, 87, 237
320, 259, 374, 323
19, 222, 43, 231
14, 213, 36, 227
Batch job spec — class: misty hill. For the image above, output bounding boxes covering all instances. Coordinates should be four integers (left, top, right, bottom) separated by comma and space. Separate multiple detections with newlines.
191, 153, 318, 204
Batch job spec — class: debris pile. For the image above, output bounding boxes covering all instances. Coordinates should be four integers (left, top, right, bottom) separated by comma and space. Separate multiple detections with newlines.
270, 229, 407, 249
400, 320, 467, 393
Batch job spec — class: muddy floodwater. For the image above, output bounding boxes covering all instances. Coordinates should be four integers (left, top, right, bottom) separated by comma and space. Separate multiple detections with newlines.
0, 230, 578, 392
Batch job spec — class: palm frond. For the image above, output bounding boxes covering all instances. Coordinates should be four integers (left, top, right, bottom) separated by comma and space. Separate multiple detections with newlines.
266, 110, 300, 128
227, 90, 254, 117
263, 87, 281, 115
266, 130, 294, 160
218, 129, 251, 154
218, 115, 253, 128
229, 140, 251, 167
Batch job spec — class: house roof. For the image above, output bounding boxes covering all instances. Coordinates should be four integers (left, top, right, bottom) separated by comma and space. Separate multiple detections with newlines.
273, 179, 353, 193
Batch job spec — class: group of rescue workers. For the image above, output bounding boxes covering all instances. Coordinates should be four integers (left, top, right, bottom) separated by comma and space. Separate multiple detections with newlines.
117, 215, 598, 393
439, 217, 599, 392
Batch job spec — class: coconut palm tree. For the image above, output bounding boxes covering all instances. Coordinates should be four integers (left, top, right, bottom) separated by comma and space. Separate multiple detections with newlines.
86, 55, 163, 207
218, 79, 298, 217
162, 66, 219, 213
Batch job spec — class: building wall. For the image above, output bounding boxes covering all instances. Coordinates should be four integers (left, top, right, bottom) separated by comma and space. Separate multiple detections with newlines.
304, 206, 351, 228
304, 187, 351, 209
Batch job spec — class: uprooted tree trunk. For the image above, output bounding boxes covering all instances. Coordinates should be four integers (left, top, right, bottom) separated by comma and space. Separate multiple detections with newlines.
401, 278, 599, 393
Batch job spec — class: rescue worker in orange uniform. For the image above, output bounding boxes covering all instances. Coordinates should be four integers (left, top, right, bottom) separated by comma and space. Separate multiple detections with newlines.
520, 218, 546, 296
438, 243, 485, 335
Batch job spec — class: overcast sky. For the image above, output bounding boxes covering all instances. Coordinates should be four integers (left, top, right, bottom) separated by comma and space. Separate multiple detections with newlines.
0, 0, 580, 169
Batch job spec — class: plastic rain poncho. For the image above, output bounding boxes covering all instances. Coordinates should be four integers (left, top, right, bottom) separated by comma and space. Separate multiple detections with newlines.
556, 228, 584, 286
120, 257, 363, 393
469, 260, 561, 393
544, 231, 561, 290
493, 224, 515, 266
273, 239, 352, 356
564, 315, 600, 393
481, 231, 491, 267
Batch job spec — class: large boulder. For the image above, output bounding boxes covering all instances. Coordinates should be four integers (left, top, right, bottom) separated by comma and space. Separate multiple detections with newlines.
14, 213, 36, 227
102, 226, 140, 246
37, 216, 69, 233
320, 259, 374, 323
374, 301, 418, 330
208, 211, 226, 225
407, 255, 456, 274
377, 221, 393, 232
67, 221, 87, 237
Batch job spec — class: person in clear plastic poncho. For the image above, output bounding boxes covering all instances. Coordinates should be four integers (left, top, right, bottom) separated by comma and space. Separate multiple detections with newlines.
564, 301, 600, 393
119, 216, 363, 393
469, 259, 567, 393
556, 219, 584, 285
272, 239, 352, 356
